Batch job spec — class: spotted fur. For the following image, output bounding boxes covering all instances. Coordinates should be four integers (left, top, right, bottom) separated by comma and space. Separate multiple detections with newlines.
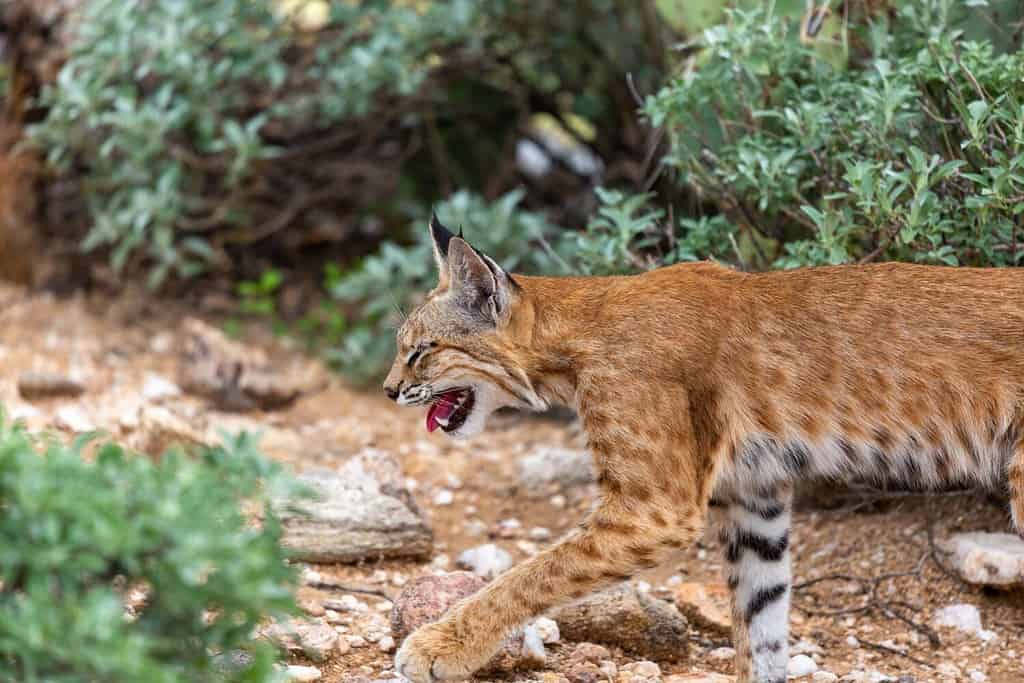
383, 217, 1024, 683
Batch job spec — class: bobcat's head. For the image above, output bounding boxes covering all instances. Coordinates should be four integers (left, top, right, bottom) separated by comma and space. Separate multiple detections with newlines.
383, 216, 548, 438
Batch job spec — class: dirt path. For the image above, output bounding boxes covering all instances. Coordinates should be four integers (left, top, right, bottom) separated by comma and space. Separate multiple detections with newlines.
1, 281, 1021, 683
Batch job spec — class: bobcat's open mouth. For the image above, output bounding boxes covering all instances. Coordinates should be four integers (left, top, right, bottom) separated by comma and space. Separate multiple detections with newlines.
426, 388, 475, 433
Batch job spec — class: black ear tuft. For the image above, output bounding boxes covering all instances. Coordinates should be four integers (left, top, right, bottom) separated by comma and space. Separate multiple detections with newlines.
430, 212, 455, 259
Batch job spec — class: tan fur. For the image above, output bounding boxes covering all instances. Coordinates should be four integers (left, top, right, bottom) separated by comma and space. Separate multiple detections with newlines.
385, 250, 1024, 683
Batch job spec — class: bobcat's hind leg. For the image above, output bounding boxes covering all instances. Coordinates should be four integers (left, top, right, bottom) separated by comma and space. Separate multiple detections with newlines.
723, 486, 793, 683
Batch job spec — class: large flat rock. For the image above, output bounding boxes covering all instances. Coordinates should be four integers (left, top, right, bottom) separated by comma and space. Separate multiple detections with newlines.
550, 584, 690, 662
279, 448, 433, 563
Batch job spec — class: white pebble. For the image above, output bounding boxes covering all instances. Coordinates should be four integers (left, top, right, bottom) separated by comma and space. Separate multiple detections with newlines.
519, 624, 546, 662
969, 672, 987, 682
346, 635, 367, 648
709, 647, 735, 660
433, 489, 454, 506
378, 635, 396, 653
528, 526, 552, 541
456, 544, 513, 579
845, 635, 860, 648
812, 673, 838, 683
55, 405, 95, 433
533, 617, 560, 644
283, 665, 321, 681
788, 654, 818, 677
141, 373, 180, 401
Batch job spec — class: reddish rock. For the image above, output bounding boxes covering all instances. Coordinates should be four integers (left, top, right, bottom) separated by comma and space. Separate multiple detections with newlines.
389, 571, 485, 642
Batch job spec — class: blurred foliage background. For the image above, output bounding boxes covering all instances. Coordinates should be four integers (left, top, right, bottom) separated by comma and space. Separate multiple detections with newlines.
2, 0, 1024, 381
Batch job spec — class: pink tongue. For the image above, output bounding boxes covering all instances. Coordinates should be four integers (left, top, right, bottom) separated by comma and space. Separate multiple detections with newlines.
426, 392, 461, 432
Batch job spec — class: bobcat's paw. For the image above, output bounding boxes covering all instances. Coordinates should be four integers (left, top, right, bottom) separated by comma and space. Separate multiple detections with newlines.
394, 621, 485, 683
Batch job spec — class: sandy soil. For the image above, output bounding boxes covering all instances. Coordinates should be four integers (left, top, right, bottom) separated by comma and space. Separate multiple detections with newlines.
0, 281, 1021, 683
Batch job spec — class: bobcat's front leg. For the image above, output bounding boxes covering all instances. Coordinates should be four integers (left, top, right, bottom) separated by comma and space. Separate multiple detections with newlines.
395, 496, 706, 682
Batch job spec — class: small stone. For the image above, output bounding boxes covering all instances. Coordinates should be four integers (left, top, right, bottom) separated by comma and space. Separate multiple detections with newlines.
539, 675, 571, 683
788, 654, 818, 677
456, 543, 513, 579
325, 595, 368, 612
936, 663, 960, 678
390, 571, 486, 642
141, 373, 181, 401
569, 642, 612, 664
599, 661, 618, 679
792, 639, 824, 656
664, 676, 734, 683
378, 635, 396, 652
812, 673, 839, 683
566, 662, 602, 683
674, 582, 731, 637
550, 494, 567, 508
464, 519, 488, 536
517, 446, 594, 495
433, 489, 454, 506
533, 616, 560, 644
969, 672, 987, 682
346, 635, 367, 648
497, 518, 522, 538
622, 661, 660, 678
336, 637, 350, 656
376, 600, 393, 612
283, 665, 322, 681
942, 532, 1024, 586
845, 635, 860, 648
932, 603, 996, 640
529, 526, 553, 541
134, 405, 210, 454
299, 600, 325, 617
708, 646, 735, 660
54, 405, 96, 433
17, 371, 85, 400
261, 620, 339, 662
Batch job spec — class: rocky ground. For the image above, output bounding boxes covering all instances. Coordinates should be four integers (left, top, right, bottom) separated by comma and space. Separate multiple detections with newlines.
1, 281, 1023, 683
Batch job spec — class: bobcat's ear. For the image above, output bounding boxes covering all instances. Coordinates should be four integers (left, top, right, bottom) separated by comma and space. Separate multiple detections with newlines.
429, 213, 456, 289
446, 237, 516, 326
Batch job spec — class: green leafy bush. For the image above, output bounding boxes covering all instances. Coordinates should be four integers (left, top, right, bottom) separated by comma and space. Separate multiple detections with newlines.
29, 0, 489, 286
26, 0, 673, 286
646, 0, 1024, 269
0, 420, 298, 682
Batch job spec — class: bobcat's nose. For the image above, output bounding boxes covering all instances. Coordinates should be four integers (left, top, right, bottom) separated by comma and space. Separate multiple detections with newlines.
384, 381, 401, 402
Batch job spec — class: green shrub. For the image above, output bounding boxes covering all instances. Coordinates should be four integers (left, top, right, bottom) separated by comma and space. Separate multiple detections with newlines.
0, 419, 298, 682
646, 0, 1024, 269
27, 0, 673, 286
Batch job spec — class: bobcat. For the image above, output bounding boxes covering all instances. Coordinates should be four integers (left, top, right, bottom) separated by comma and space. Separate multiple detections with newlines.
383, 216, 1024, 683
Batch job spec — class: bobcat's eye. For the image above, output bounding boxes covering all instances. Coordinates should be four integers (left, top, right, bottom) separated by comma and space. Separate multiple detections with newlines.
406, 342, 434, 367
